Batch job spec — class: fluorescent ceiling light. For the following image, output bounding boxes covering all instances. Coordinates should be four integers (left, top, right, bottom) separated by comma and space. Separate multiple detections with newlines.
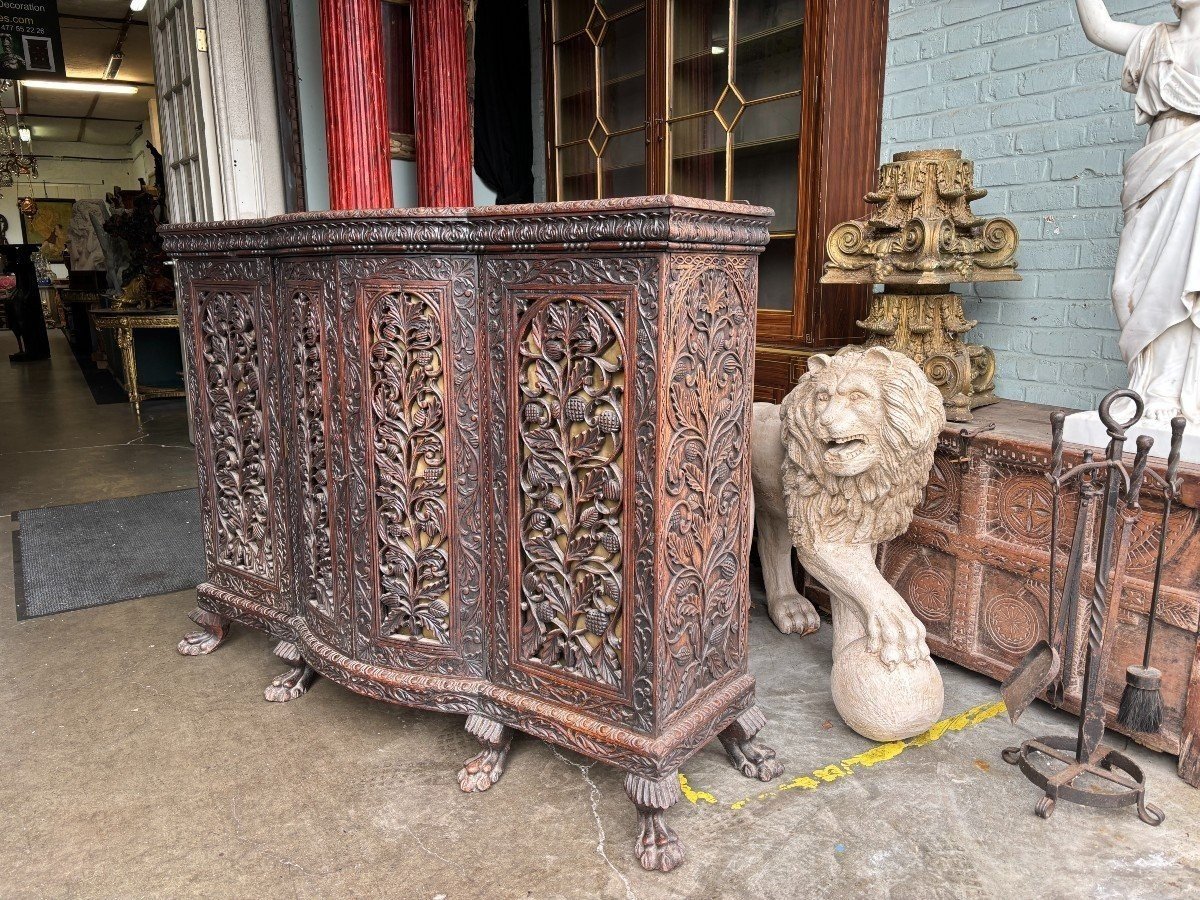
130, 0, 148, 11
17, 125, 30, 142
22, 79, 138, 95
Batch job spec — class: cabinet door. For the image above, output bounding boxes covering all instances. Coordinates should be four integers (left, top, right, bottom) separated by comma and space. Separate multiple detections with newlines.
279, 258, 352, 655
546, 0, 651, 199
482, 254, 658, 734
338, 256, 485, 678
181, 258, 291, 621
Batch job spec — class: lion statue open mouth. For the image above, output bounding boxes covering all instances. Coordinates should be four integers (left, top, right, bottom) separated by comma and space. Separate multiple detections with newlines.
751, 345, 947, 740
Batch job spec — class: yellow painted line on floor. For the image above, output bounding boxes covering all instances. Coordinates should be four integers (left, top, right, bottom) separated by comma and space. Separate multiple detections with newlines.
678, 773, 718, 805
680, 700, 1007, 811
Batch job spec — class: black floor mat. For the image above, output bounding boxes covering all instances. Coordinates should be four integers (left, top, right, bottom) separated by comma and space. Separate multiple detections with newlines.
13, 488, 205, 619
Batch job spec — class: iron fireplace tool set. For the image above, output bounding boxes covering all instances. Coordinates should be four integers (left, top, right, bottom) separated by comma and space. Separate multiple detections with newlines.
999, 387, 1185, 825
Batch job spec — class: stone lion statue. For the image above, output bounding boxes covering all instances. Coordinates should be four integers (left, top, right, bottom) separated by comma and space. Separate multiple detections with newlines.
751, 345, 946, 740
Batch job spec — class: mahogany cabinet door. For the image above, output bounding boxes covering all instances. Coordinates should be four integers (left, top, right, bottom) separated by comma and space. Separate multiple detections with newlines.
278, 258, 353, 655
178, 257, 292, 620
481, 253, 660, 734
337, 255, 486, 677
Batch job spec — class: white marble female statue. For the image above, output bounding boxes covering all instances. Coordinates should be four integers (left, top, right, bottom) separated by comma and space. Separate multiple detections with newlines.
1077, 0, 1200, 424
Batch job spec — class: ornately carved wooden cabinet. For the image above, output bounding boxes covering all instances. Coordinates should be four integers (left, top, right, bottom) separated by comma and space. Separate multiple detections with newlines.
163, 197, 780, 872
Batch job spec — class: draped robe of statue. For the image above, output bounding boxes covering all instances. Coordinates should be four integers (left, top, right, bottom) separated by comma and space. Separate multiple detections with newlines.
1115, 23, 1200, 422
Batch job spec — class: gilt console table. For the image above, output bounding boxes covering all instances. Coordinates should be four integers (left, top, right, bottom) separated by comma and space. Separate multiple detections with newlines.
161, 196, 780, 872
89, 307, 187, 415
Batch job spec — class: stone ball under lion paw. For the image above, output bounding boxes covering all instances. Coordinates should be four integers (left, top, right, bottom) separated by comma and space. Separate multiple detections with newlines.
831, 638, 944, 742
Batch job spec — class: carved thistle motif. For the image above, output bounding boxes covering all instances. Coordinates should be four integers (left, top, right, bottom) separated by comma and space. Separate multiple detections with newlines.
291, 289, 335, 619
821, 149, 1016, 421
199, 289, 275, 580
517, 297, 626, 687
367, 288, 451, 644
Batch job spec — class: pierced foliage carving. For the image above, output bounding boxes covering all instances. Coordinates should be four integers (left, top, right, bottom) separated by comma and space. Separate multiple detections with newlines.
367, 288, 452, 644
199, 288, 275, 580
517, 297, 626, 687
291, 288, 335, 619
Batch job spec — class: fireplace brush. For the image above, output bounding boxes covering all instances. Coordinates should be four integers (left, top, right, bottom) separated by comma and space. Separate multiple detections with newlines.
1117, 415, 1187, 735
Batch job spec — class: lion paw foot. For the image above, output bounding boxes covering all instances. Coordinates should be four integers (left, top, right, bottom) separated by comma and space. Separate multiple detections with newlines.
264, 664, 317, 702
866, 602, 930, 670
458, 746, 509, 792
178, 628, 225, 656
634, 812, 684, 873
722, 735, 784, 782
177, 608, 229, 656
768, 593, 820, 636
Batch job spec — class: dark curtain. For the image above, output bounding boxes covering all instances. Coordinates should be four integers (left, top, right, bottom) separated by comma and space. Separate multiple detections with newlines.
473, 0, 534, 204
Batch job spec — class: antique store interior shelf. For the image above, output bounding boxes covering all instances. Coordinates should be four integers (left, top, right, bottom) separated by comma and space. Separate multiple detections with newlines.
161, 196, 782, 872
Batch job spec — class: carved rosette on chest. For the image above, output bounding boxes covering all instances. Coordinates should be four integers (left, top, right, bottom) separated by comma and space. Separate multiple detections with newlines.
822, 149, 1020, 421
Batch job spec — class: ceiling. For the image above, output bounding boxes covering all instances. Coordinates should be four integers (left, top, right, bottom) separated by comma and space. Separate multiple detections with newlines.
9, 1, 155, 147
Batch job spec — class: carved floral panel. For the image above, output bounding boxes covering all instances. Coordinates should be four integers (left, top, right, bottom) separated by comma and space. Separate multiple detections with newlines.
658, 256, 755, 718
197, 288, 275, 582
290, 286, 336, 620
516, 296, 626, 688
365, 286, 452, 645
483, 256, 654, 729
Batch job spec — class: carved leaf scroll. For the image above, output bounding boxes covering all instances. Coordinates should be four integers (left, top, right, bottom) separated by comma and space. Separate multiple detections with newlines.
659, 261, 753, 716
517, 296, 626, 687
367, 288, 451, 644
291, 289, 335, 618
199, 289, 275, 580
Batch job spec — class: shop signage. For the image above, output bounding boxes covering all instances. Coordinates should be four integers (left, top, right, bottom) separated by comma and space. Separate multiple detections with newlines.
0, 1, 64, 80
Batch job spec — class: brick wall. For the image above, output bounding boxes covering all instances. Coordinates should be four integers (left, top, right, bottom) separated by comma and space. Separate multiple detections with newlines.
881, 0, 1164, 409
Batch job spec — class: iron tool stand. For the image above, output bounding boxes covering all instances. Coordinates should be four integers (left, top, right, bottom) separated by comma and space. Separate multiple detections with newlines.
1002, 389, 1168, 826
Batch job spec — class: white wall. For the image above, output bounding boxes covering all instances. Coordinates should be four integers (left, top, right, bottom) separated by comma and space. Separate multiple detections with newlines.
291, 0, 329, 211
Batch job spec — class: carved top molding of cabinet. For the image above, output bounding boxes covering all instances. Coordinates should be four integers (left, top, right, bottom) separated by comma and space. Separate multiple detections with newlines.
160, 195, 772, 256
168, 197, 770, 780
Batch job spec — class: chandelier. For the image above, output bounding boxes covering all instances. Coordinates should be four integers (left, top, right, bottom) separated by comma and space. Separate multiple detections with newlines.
0, 79, 37, 191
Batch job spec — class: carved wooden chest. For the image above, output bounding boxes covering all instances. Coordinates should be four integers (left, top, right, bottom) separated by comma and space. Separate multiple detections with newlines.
875, 401, 1200, 785
161, 197, 780, 871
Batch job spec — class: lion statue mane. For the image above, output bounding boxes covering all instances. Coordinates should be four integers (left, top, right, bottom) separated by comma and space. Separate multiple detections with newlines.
751, 345, 947, 741
780, 345, 945, 549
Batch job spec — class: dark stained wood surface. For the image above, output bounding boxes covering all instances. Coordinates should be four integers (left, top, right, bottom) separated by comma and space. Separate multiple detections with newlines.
165, 197, 781, 870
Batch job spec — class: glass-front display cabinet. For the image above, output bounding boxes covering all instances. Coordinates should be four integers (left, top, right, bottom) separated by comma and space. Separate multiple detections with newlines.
542, 0, 888, 399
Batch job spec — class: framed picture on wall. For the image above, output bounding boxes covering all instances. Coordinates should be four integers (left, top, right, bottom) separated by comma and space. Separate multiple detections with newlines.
19, 198, 74, 263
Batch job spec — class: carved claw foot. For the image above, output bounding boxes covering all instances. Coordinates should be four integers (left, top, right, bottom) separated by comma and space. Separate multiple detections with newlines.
263, 640, 318, 702
625, 772, 684, 872
177, 607, 230, 656
719, 706, 784, 782
458, 714, 513, 793
767, 593, 821, 636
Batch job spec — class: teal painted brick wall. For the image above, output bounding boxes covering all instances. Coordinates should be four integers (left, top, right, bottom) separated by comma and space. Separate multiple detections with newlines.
881, 0, 1166, 409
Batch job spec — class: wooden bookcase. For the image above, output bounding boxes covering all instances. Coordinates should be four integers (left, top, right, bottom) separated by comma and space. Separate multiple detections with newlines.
540, 0, 888, 400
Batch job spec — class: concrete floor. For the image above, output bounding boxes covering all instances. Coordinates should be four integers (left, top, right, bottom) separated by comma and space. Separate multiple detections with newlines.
2, 329, 1199, 900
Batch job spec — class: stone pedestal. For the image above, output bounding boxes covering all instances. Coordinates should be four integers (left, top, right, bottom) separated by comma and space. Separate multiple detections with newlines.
858, 287, 997, 422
